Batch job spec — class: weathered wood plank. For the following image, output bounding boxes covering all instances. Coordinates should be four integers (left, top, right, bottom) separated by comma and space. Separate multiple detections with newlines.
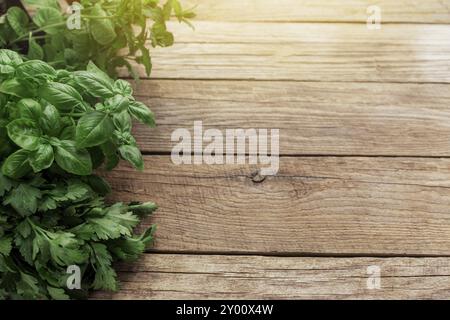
104, 156, 450, 256
127, 22, 450, 82
94, 254, 450, 299
132, 80, 450, 156
184, 0, 450, 23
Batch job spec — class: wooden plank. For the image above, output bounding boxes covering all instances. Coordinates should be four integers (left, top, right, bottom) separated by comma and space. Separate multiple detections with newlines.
94, 254, 450, 299
104, 156, 450, 256
183, 0, 450, 23
132, 80, 450, 156
127, 22, 450, 82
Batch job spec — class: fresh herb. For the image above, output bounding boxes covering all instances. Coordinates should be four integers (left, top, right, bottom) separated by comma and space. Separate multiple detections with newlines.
0, 0, 195, 78
0, 49, 157, 299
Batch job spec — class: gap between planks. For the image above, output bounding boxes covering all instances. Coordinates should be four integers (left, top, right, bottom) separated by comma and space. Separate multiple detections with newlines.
103, 156, 450, 256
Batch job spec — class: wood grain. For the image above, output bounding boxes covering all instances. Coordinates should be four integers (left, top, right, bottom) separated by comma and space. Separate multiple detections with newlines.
132, 79, 450, 156
124, 22, 450, 82
104, 156, 450, 256
94, 254, 450, 299
183, 0, 450, 23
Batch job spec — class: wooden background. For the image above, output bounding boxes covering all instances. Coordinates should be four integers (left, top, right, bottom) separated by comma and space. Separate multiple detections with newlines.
96, 0, 450, 299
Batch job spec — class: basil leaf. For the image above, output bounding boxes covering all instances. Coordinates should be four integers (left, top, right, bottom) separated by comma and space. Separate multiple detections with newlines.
40, 104, 61, 136
0, 49, 23, 66
114, 79, 133, 96
0, 78, 35, 98
119, 145, 144, 171
29, 144, 54, 172
2, 149, 31, 179
88, 5, 117, 45
6, 7, 29, 37
6, 119, 42, 151
0, 49, 22, 74
16, 60, 57, 82
73, 71, 115, 98
128, 101, 156, 127
32, 7, 64, 35
113, 111, 132, 132
76, 111, 114, 148
39, 82, 84, 112
16, 99, 42, 121
54, 140, 92, 175
28, 38, 44, 60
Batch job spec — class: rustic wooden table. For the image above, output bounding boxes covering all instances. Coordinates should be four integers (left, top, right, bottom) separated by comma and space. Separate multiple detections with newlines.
96, 0, 450, 299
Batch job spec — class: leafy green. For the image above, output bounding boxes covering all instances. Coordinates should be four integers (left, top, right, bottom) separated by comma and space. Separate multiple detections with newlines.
1, 0, 195, 78
0, 51, 158, 299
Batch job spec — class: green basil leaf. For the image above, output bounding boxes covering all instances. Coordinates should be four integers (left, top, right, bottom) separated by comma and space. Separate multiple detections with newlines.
0, 49, 23, 66
6, 119, 42, 151
39, 82, 84, 112
29, 143, 54, 172
113, 111, 132, 132
1, 149, 31, 179
128, 101, 156, 127
28, 38, 44, 60
73, 71, 115, 98
107, 94, 129, 113
114, 79, 133, 96
54, 140, 92, 175
119, 145, 144, 171
16, 60, 57, 82
88, 4, 117, 45
100, 141, 119, 171
0, 49, 22, 74
0, 78, 35, 98
40, 104, 61, 136
6, 7, 29, 36
17, 99, 42, 120
32, 7, 64, 35
76, 111, 114, 148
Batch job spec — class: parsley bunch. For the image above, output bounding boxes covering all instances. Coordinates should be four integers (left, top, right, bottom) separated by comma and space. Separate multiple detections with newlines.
0, 0, 195, 78
0, 49, 157, 299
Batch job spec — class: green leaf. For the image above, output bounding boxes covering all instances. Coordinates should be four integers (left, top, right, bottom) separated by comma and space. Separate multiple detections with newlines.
7, 119, 42, 151
6, 7, 29, 36
73, 71, 115, 98
47, 286, 70, 300
33, 7, 64, 35
39, 104, 61, 136
54, 140, 92, 175
16, 60, 57, 83
0, 49, 22, 74
90, 243, 117, 291
1, 149, 31, 179
39, 82, 84, 112
3, 184, 42, 216
0, 49, 23, 66
29, 143, 54, 172
88, 5, 117, 45
0, 237, 12, 256
129, 101, 156, 127
119, 145, 144, 171
0, 78, 35, 98
76, 111, 114, 148
0, 172, 13, 197
28, 38, 44, 60
114, 79, 133, 96
16, 99, 43, 121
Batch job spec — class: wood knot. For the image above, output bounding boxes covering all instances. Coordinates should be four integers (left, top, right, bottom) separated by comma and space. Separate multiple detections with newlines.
250, 169, 266, 183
